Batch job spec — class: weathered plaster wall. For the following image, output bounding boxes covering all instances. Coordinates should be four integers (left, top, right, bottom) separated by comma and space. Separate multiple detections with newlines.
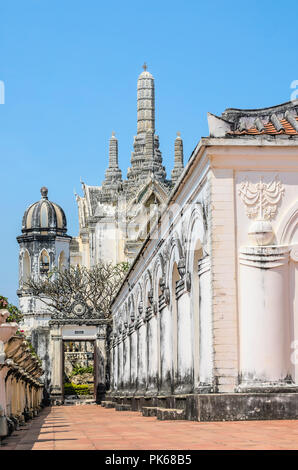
209, 167, 238, 392
109, 138, 298, 406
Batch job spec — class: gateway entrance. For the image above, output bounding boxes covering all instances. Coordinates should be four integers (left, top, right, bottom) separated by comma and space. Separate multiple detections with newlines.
49, 321, 109, 405
63, 340, 95, 400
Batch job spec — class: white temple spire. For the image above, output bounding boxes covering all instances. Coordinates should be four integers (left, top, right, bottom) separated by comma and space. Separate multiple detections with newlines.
102, 131, 122, 187
126, 66, 167, 191
137, 64, 155, 134
171, 132, 184, 184
108, 131, 119, 168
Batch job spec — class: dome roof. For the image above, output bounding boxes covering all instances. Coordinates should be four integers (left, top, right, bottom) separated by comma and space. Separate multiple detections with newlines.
22, 187, 67, 235
138, 63, 154, 80
138, 70, 154, 79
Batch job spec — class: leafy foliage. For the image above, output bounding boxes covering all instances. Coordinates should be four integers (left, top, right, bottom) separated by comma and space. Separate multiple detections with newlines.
64, 383, 93, 396
0, 295, 24, 323
70, 365, 94, 376
0, 295, 42, 364
27, 340, 43, 366
24, 261, 130, 318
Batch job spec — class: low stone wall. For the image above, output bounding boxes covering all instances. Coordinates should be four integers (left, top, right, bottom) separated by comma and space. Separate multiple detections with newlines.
0, 310, 44, 439
105, 392, 298, 422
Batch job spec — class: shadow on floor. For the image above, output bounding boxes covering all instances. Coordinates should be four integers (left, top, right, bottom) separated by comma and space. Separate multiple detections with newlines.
0, 407, 54, 450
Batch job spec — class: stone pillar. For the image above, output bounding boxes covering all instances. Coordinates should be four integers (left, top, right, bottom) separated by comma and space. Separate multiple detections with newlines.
6, 375, 12, 417
113, 337, 118, 393
15, 376, 21, 420
89, 226, 96, 267
159, 293, 172, 395
175, 285, 193, 394
50, 327, 63, 403
146, 306, 158, 395
11, 376, 17, 417
0, 366, 8, 416
122, 326, 130, 394
136, 318, 147, 394
238, 246, 295, 391
109, 343, 114, 394
118, 336, 124, 391
95, 324, 107, 400
197, 256, 213, 391
129, 325, 138, 395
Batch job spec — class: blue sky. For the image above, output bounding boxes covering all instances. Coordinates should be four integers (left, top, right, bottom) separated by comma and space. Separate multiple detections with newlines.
1, 0, 298, 304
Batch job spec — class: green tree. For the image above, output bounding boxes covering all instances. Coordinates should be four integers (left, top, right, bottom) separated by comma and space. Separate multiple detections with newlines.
0, 295, 23, 323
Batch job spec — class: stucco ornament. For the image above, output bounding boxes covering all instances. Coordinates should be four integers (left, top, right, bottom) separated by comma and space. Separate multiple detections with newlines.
72, 302, 87, 317
238, 176, 284, 246
148, 288, 154, 305
163, 287, 170, 305
177, 258, 186, 278
51, 294, 103, 322
159, 278, 170, 305
138, 302, 143, 316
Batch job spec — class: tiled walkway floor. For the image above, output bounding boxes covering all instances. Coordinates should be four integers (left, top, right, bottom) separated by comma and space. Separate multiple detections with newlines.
1, 405, 298, 450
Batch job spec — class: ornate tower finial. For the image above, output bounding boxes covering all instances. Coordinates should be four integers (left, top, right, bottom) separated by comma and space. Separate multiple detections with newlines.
40, 186, 48, 199
142, 62, 147, 71
137, 63, 155, 134
102, 132, 122, 187
108, 132, 119, 168
171, 133, 184, 184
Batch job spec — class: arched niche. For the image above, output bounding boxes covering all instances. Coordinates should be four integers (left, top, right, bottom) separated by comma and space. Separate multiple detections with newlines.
153, 255, 165, 303
22, 250, 31, 285
189, 235, 203, 389
144, 270, 153, 308
123, 303, 129, 326
39, 249, 50, 275
58, 251, 67, 271
136, 283, 143, 317
185, 206, 205, 272
128, 295, 135, 323
276, 201, 298, 383
166, 235, 184, 321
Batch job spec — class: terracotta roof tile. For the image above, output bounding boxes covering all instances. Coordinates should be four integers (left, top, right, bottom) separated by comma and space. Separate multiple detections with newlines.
208, 101, 298, 138
228, 116, 298, 136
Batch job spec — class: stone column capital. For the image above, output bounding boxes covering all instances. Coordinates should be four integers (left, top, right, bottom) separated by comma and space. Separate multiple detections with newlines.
51, 335, 62, 341
239, 245, 290, 269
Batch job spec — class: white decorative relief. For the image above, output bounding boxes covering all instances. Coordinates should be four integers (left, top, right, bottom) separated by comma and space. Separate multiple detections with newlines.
238, 176, 284, 221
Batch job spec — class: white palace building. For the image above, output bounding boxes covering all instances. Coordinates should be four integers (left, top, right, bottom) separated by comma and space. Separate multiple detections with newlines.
17, 66, 298, 420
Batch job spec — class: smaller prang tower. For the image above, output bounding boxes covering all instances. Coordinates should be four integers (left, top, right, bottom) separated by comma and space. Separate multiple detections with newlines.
17, 186, 72, 392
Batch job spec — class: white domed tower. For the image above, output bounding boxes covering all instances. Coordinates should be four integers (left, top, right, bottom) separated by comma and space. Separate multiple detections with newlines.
17, 187, 71, 393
